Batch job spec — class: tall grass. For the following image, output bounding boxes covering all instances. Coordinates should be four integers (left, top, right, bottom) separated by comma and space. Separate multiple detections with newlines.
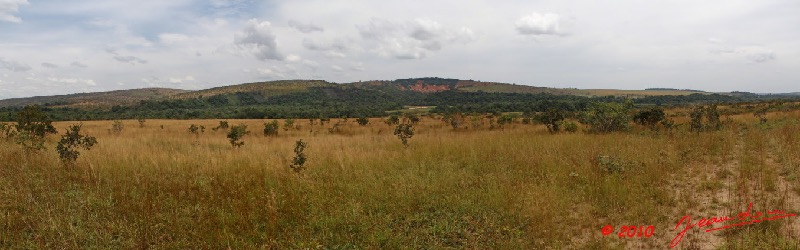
0, 111, 798, 249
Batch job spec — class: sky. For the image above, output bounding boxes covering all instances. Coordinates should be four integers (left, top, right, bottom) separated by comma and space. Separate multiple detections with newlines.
0, 0, 798, 99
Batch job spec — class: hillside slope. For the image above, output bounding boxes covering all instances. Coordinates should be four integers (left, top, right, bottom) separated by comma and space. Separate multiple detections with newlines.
0, 88, 188, 108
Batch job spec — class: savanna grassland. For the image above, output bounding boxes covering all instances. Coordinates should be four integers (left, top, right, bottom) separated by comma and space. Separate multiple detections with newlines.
1, 107, 800, 249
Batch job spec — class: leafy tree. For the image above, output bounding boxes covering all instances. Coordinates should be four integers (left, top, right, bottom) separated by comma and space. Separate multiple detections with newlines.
356, 117, 369, 126
385, 115, 400, 125
289, 139, 308, 173
15, 105, 56, 139
705, 104, 721, 131
536, 108, 565, 133
55, 124, 97, 165
633, 108, 666, 129
283, 118, 295, 131
227, 124, 250, 148
394, 121, 414, 148
15, 105, 57, 150
690, 106, 704, 132
579, 102, 631, 133
263, 120, 279, 136
212, 120, 229, 131
754, 108, 768, 124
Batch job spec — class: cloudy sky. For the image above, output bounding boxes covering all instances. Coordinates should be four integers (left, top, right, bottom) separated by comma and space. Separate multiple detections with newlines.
1, 0, 798, 99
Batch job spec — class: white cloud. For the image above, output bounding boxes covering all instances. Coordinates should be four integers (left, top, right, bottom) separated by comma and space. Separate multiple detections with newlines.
235, 19, 285, 61
70, 62, 88, 68
46, 77, 97, 86
357, 18, 475, 60
288, 20, 324, 33
41, 62, 58, 68
516, 13, 565, 36
0, 57, 31, 72
0, 0, 27, 23
168, 75, 195, 83
113, 55, 148, 65
709, 44, 776, 63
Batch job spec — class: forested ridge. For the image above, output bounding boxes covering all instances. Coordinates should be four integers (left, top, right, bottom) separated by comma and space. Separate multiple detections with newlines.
0, 78, 797, 121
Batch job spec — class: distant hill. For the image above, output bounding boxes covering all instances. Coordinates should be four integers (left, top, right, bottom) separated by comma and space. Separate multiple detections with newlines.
172, 80, 336, 99
0, 88, 187, 108
0, 77, 793, 109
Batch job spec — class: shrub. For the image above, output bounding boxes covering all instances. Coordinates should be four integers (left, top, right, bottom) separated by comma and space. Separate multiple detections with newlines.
356, 117, 369, 126
55, 124, 97, 165
188, 124, 205, 135
0, 123, 15, 140
754, 108, 768, 124
15, 105, 56, 150
633, 108, 665, 129
263, 120, 279, 136
690, 106, 704, 132
385, 115, 400, 125
394, 122, 414, 148
212, 120, 229, 131
283, 119, 295, 131
564, 121, 578, 133
137, 118, 146, 128
289, 140, 308, 173
579, 102, 631, 133
536, 109, 565, 133
227, 124, 250, 148
111, 120, 124, 134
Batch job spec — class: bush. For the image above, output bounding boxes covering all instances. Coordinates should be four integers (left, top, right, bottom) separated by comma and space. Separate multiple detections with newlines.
289, 140, 308, 173
579, 102, 631, 133
137, 118, 146, 128
564, 121, 578, 133
15, 105, 57, 150
263, 120, 279, 136
212, 120, 229, 131
356, 117, 369, 126
56, 124, 97, 165
188, 124, 205, 135
633, 108, 665, 129
536, 109, 565, 133
394, 122, 414, 148
227, 124, 250, 148
111, 120, 124, 134
283, 119, 295, 131
385, 115, 400, 125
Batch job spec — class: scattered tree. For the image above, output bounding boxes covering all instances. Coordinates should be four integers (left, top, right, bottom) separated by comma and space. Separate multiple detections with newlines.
633, 108, 666, 130
15, 105, 57, 151
263, 120, 279, 136
283, 119, 295, 131
55, 124, 97, 166
537, 108, 566, 133
289, 139, 308, 173
394, 119, 414, 148
356, 116, 369, 126
385, 115, 400, 125
754, 108, 768, 124
212, 120, 229, 131
579, 102, 631, 133
227, 124, 250, 148
111, 120, 124, 134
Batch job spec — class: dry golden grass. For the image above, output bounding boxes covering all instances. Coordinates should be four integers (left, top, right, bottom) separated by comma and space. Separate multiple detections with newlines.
0, 111, 798, 249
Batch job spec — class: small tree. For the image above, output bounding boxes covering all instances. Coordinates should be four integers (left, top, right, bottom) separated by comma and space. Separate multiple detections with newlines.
289, 139, 308, 173
283, 119, 295, 131
705, 104, 721, 131
564, 121, 579, 133
754, 108, 768, 124
227, 124, 250, 148
212, 120, 229, 131
394, 120, 414, 148
385, 115, 400, 125
537, 108, 565, 133
15, 105, 57, 150
188, 124, 205, 136
690, 105, 704, 132
356, 116, 369, 126
633, 108, 666, 130
56, 124, 97, 165
579, 102, 631, 133
137, 118, 146, 128
263, 120, 279, 136
111, 120, 124, 134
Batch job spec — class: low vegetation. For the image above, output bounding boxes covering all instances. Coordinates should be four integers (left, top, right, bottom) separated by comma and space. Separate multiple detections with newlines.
0, 102, 799, 249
